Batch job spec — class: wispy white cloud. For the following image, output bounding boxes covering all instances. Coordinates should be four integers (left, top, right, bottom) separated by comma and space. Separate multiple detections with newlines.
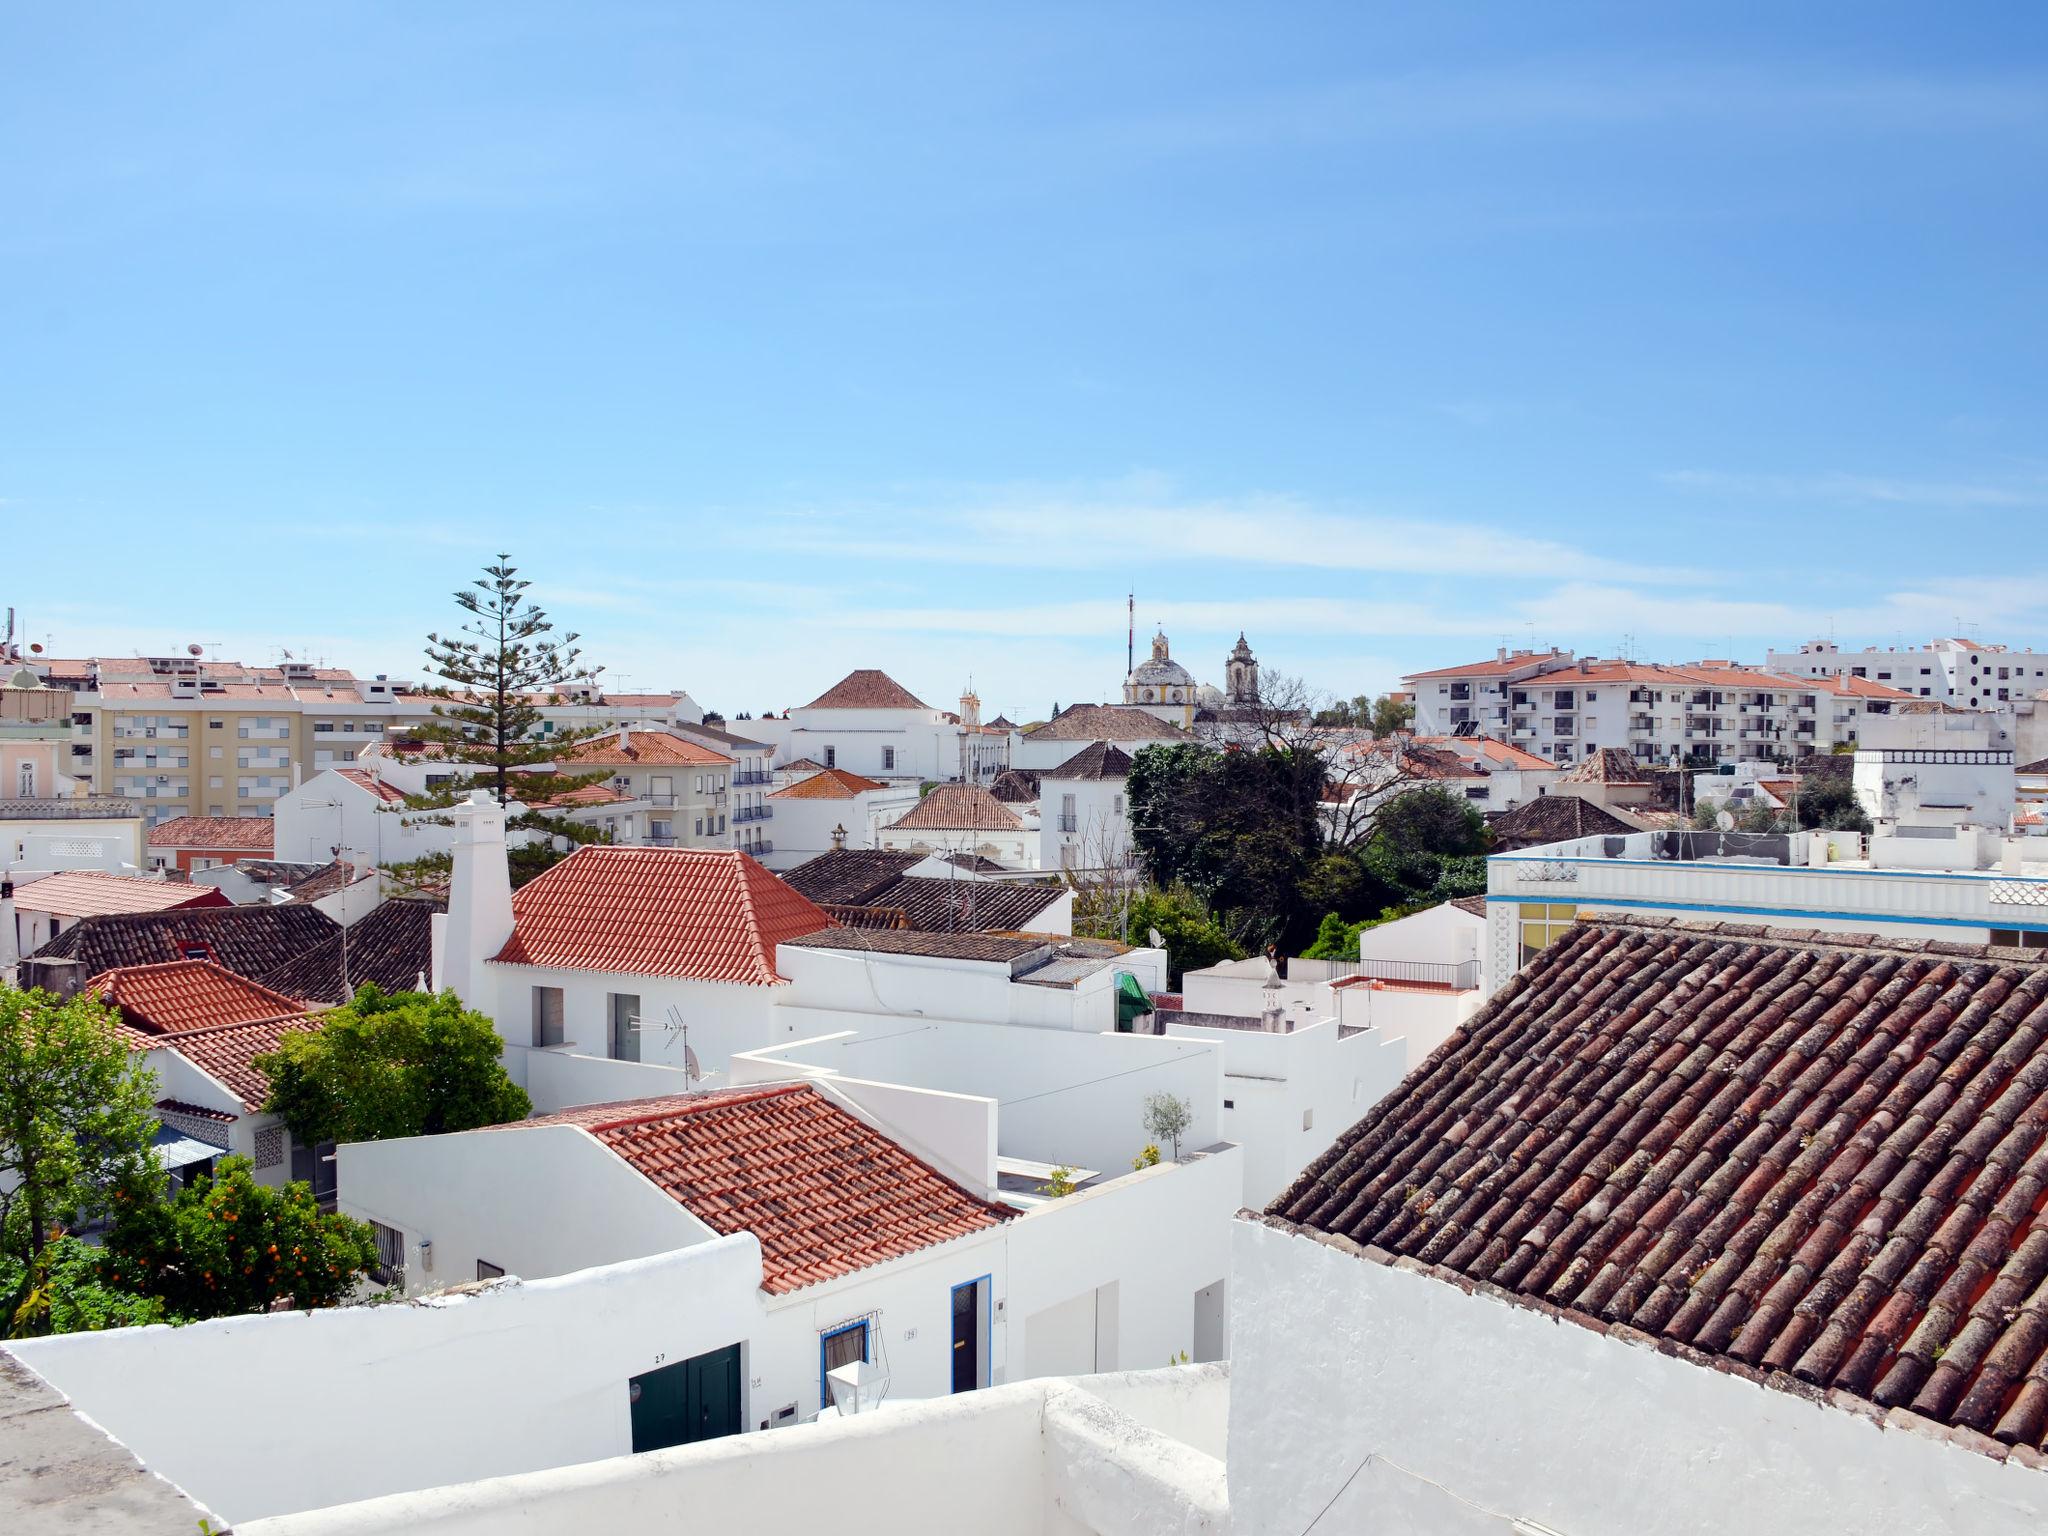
1661, 468, 2048, 509
759, 479, 1702, 585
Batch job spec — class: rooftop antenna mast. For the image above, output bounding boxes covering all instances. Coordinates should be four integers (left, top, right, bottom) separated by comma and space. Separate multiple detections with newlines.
1127, 592, 1135, 677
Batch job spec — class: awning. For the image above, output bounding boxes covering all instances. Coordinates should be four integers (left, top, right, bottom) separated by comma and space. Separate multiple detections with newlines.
1115, 970, 1153, 1031
152, 1127, 223, 1171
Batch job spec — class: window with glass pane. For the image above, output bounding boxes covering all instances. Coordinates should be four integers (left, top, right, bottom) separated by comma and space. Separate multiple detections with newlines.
532, 986, 565, 1048
1518, 903, 1578, 965
610, 993, 642, 1062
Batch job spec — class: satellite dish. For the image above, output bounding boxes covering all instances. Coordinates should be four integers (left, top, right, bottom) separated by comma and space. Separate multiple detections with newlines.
1147, 926, 1165, 949
28, 642, 43, 654
1715, 811, 1735, 831
186, 642, 204, 656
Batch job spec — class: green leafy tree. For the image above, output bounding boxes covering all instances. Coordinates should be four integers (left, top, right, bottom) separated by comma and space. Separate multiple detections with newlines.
1142, 1091, 1195, 1161
0, 985, 164, 1271
392, 557, 617, 892
256, 985, 531, 1147
1301, 912, 1369, 961
4, 1237, 174, 1337
1370, 695, 1415, 737
101, 1159, 378, 1319
1792, 776, 1873, 834
1090, 888, 1245, 986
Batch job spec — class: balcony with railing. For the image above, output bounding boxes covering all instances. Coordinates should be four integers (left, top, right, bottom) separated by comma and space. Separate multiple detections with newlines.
1300, 957, 1481, 990
1058, 814, 1079, 832
733, 769, 772, 786
735, 805, 773, 824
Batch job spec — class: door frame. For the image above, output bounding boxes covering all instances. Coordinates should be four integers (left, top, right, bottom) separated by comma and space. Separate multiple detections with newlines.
818, 1318, 871, 1412
950, 1274, 992, 1393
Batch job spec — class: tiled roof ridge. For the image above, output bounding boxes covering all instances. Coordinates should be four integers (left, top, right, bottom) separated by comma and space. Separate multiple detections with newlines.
1580, 912, 2048, 968
573, 1082, 804, 1136
142, 1009, 319, 1041
1269, 914, 2048, 1461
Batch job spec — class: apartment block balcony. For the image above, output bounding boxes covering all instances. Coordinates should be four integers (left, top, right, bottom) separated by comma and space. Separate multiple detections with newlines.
1059, 814, 1079, 832
732, 770, 772, 786
734, 805, 773, 824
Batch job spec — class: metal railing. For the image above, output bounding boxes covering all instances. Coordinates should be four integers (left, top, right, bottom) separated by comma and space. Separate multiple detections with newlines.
1309, 957, 1482, 989
1058, 815, 1079, 832
733, 770, 772, 786
735, 805, 772, 824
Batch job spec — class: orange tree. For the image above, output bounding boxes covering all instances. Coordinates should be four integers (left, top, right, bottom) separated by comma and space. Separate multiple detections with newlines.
103, 1158, 379, 1318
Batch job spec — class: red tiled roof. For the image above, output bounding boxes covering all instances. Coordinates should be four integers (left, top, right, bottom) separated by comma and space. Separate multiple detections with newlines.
513, 1085, 1008, 1293
557, 729, 734, 768
1825, 674, 1920, 700
88, 960, 311, 1035
15, 872, 229, 920
491, 846, 836, 984
1403, 650, 1572, 681
1557, 747, 1652, 785
155, 1097, 238, 1125
1270, 916, 2048, 1459
335, 768, 408, 804
1022, 704, 1189, 743
130, 1013, 320, 1111
1409, 735, 1558, 772
886, 783, 1024, 832
531, 784, 634, 808
145, 816, 276, 851
770, 768, 890, 800
804, 670, 929, 710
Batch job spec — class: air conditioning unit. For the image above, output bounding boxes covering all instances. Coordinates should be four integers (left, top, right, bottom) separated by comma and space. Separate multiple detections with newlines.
157, 775, 169, 785
145, 726, 157, 738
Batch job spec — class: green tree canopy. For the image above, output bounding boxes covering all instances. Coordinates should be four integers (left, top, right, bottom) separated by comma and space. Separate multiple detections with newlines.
0, 985, 163, 1268
1092, 888, 1244, 987
100, 1158, 379, 1321
256, 985, 531, 1147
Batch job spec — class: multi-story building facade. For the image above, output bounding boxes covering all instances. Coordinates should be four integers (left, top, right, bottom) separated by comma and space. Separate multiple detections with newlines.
15, 650, 702, 828
1768, 636, 2048, 707
1403, 649, 1913, 766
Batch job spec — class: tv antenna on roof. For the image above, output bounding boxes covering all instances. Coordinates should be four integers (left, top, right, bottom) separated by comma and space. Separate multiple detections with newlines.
661, 1006, 703, 1086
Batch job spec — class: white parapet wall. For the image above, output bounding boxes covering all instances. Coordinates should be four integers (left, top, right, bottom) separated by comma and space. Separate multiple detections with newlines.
234, 1366, 1230, 1536
1227, 1216, 2048, 1536
5, 1237, 767, 1527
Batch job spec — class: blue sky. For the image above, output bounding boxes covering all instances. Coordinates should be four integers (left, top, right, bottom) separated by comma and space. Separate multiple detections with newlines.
5, 4, 2047, 720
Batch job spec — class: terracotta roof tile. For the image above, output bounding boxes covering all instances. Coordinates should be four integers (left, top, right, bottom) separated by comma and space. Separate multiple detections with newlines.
1044, 742, 1134, 781
1022, 704, 1189, 744
87, 960, 311, 1035
145, 817, 276, 852
255, 897, 442, 1005
15, 872, 230, 920
134, 1014, 319, 1112
334, 768, 408, 804
988, 768, 1042, 803
887, 784, 1024, 833
508, 1084, 1008, 1291
804, 670, 929, 711
1486, 794, 1647, 851
1557, 747, 1653, 785
770, 768, 891, 800
557, 729, 735, 768
779, 850, 925, 905
1269, 917, 2048, 1459
491, 846, 835, 984
27, 904, 340, 978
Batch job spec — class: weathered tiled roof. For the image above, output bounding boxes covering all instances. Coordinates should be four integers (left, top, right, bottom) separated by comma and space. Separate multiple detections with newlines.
1043, 741, 1135, 781
145, 816, 276, 851
333, 768, 408, 804
29, 904, 340, 979
1557, 747, 1652, 785
811, 874, 1065, 935
14, 872, 228, 920
491, 846, 835, 985
1486, 794, 1645, 851
783, 928, 1050, 963
86, 960, 309, 1035
255, 897, 443, 1005
779, 850, 925, 906
988, 768, 1042, 803
506, 1084, 1009, 1293
886, 784, 1023, 832
1269, 916, 2048, 1458
804, 670, 929, 711
1022, 704, 1189, 743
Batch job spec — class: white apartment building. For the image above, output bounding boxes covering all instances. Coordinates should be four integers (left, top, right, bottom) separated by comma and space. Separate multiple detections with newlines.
747, 671, 996, 786
1404, 649, 1913, 765
1769, 636, 2048, 707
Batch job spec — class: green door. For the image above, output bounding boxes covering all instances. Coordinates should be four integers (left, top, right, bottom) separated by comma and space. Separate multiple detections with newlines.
629, 1344, 742, 1452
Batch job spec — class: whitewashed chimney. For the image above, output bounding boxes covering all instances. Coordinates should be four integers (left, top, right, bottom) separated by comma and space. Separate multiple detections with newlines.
437, 790, 514, 1008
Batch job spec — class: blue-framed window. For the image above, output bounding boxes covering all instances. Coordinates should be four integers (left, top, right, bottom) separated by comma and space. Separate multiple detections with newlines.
819, 1319, 870, 1411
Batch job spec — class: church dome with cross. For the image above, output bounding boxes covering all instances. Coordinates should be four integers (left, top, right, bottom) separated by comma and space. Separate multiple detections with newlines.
1124, 630, 1196, 716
